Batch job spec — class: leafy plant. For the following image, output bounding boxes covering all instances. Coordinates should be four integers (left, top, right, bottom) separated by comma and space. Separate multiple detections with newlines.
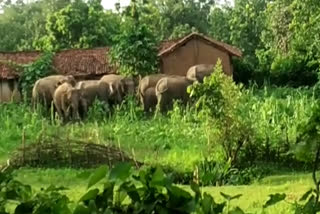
109, 20, 158, 77
188, 59, 251, 165
19, 52, 54, 98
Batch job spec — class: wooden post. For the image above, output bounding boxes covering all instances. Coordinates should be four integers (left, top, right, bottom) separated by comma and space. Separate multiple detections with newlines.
22, 128, 26, 165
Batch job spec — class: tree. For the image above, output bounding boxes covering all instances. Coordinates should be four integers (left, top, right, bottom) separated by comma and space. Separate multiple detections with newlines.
230, 0, 269, 66
109, 20, 158, 77
126, 0, 214, 41
35, 0, 120, 50
0, 0, 71, 51
256, 0, 320, 86
209, 5, 232, 43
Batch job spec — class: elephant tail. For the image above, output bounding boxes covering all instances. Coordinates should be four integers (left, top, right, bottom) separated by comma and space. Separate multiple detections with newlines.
137, 81, 145, 105
31, 80, 40, 110
155, 77, 168, 96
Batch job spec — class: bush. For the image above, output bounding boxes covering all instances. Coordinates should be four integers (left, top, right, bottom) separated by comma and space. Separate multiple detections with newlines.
269, 54, 318, 87
188, 59, 252, 165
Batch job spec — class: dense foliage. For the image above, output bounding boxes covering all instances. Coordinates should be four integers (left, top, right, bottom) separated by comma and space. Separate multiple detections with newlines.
1, 0, 320, 85
109, 21, 158, 77
19, 52, 54, 96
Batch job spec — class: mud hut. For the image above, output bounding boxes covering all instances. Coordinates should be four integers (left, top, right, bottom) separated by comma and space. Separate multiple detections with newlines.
0, 47, 114, 103
158, 33, 242, 76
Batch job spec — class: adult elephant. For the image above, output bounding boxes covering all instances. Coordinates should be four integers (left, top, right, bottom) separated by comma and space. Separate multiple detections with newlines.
186, 64, 214, 83
155, 76, 194, 112
75, 80, 113, 115
53, 82, 81, 121
138, 74, 168, 111
100, 74, 136, 104
32, 75, 76, 109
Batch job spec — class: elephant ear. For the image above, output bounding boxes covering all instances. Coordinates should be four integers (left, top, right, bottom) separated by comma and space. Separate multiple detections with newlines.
55, 80, 64, 88
68, 76, 77, 86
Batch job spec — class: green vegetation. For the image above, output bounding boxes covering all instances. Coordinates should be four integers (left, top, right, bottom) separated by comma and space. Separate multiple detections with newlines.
2, 0, 320, 213
0, 83, 316, 172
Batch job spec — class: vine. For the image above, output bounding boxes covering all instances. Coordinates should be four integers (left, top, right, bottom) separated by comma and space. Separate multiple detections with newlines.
18, 51, 55, 97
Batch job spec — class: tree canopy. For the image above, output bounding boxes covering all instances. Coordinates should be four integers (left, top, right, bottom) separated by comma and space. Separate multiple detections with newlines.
0, 0, 319, 85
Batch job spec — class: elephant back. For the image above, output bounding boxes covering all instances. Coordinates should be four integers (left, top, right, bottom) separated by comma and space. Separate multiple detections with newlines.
155, 77, 170, 95
187, 64, 214, 82
139, 74, 167, 96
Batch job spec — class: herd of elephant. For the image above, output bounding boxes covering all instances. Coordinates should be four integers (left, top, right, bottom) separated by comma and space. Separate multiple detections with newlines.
31, 64, 215, 121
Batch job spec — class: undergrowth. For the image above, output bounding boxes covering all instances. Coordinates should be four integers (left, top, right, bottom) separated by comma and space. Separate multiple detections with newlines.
0, 85, 316, 185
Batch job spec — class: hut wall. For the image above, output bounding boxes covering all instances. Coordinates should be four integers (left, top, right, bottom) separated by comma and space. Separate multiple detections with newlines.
0, 79, 21, 103
160, 38, 233, 76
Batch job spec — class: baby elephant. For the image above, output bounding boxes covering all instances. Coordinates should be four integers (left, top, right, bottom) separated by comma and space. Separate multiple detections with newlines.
75, 80, 113, 115
143, 87, 157, 112
53, 82, 81, 121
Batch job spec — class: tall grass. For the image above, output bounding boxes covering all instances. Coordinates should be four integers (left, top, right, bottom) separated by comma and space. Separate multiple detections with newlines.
0, 86, 316, 172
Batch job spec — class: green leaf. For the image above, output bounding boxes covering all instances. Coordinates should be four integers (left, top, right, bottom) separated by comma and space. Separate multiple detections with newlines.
229, 206, 245, 214
190, 181, 201, 199
14, 202, 34, 214
299, 188, 313, 201
263, 193, 286, 208
45, 185, 69, 192
79, 189, 99, 202
73, 205, 90, 214
220, 192, 242, 201
109, 163, 132, 181
87, 165, 108, 189
150, 167, 167, 186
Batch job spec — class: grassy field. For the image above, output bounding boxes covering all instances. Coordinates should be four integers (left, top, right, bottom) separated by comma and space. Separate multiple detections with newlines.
0, 86, 318, 213
11, 168, 314, 214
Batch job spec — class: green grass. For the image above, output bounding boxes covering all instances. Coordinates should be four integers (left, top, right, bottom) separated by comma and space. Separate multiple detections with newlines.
1, 86, 319, 213
12, 168, 314, 214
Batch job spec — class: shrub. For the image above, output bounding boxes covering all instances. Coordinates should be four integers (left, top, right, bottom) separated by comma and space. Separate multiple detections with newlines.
19, 52, 54, 98
188, 59, 252, 165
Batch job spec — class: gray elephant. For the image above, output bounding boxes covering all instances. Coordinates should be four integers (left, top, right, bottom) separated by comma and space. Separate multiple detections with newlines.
53, 82, 81, 121
100, 74, 136, 104
186, 64, 214, 83
143, 87, 157, 112
138, 74, 168, 109
32, 75, 76, 109
76, 80, 113, 115
155, 76, 194, 112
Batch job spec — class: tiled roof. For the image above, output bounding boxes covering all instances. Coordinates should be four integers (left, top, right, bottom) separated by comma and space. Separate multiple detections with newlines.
0, 48, 113, 79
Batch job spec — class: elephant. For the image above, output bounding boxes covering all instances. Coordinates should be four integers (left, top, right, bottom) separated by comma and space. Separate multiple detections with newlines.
32, 75, 76, 109
100, 74, 136, 104
75, 80, 113, 115
186, 64, 214, 83
155, 76, 194, 112
138, 74, 169, 109
53, 82, 81, 121
142, 87, 157, 112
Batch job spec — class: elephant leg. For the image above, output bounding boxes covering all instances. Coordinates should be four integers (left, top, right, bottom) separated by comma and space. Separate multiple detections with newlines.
157, 93, 167, 113
72, 104, 80, 121
55, 104, 64, 120
143, 96, 149, 112
81, 99, 88, 118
